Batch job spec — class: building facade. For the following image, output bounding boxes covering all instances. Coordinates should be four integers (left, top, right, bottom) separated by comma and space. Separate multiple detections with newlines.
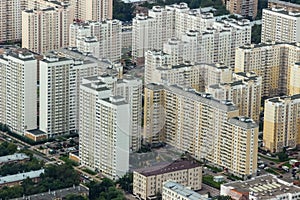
69, 20, 122, 62
133, 160, 202, 200
225, 0, 258, 19
22, 4, 71, 54
235, 42, 300, 97
132, 4, 251, 66
262, 8, 300, 43
144, 84, 258, 177
79, 78, 130, 179
39, 55, 99, 137
72, 0, 113, 21
208, 72, 262, 122
0, 50, 37, 135
0, 0, 27, 43
263, 95, 300, 153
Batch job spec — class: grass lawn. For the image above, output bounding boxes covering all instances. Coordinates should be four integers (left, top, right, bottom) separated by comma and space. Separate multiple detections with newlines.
202, 175, 225, 189
82, 168, 97, 175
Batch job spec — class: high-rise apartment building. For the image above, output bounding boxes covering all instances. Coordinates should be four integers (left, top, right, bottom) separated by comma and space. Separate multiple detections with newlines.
79, 77, 130, 179
73, 0, 113, 21
208, 72, 262, 122
262, 8, 300, 43
39, 55, 99, 137
69, 20, 122, 62
0, 0, 27, 43
263, 95, 300, 153
144, 51, 232, 90
235, 42, 300, 97
22, 4, 71, 54
224, 0, 258, 19
161, 20, 251, 68
0, 50, 37, 135
144, 84, 258, 177
132, 3, 251, 66
82, 74, 143, 151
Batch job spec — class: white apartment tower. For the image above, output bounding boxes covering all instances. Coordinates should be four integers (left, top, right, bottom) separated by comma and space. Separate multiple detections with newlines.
39, 55, 100, 137
39, 56, 77, 137
0, 51, 37, 135
79, 78, 130, 179
69, 20, 122, 62
132, 3, 251, 65
262, 8, 300, 43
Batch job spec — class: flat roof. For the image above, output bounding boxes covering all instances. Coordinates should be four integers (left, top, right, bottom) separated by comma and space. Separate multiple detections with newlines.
0, 153, 29, 164
0, 169, 45, 185
11, 185, 89, 200
26, 129, 47, 136
222, 174, 300, 199
164, 181, 209, 200
135, 159, 201, 177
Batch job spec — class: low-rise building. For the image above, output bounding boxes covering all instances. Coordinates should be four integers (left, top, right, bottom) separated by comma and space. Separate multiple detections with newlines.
0, 169, 45, 188
133, 159, 202, 200
25, 129, 48, 142
0, 153, 30, 166
11, 185, 89, 200
221, 174, 300, 200
162, 181, 210, 200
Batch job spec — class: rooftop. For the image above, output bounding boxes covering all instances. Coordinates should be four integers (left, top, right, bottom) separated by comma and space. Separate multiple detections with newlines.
135, 159, 201, 177
11, 185, 89, 200
163, 181, 210, 200
229, 116, 258, 129
26, 129, 47, 136
0, 153, 29, 164
222, 174, 300, 199
0, 169, 45, 185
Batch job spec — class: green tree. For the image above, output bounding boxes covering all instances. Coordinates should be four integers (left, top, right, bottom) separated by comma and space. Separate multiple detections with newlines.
117, 172, 133, 193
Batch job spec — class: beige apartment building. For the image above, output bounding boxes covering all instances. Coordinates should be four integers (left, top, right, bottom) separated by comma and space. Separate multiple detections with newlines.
72, 0, 112, 21
22, 4, 71, 54
262, 7, 300, 43
235, 42, 300, 97
268, 0, 300, 12
0, 0, 27, 43
208, 72, 262, 122
133, 160, 202, 200
263, 95, 300, 153
290, 63, 300, 95
224, 0, 258, 19
69, 20, 122, 62
144, 84, 258, 177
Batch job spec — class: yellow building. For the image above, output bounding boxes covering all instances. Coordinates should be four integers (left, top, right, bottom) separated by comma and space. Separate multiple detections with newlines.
235, 42, 300, 97
143, 83, 258, 177
133, 160, 202, 200
263, 95, 300, 153
289, 63, 300, 95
